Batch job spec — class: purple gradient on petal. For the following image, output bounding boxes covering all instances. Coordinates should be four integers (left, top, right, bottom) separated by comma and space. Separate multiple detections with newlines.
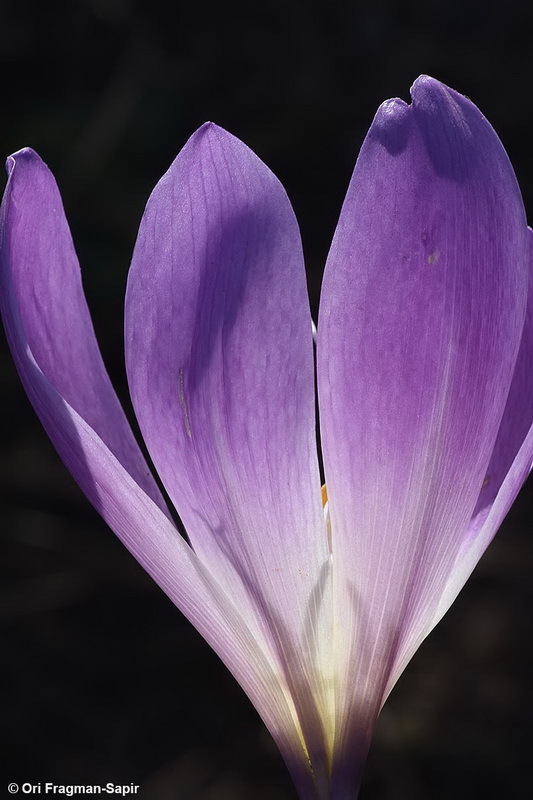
0, 150, 321, 800
2, 148, 168, 513
125, 123, 332, 788
318, 75, 529, 790
470, 227, 533, 529
1, 76, 531, 800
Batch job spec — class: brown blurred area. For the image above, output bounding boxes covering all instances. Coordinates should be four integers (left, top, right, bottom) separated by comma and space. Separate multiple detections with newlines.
1, 1, 533, 797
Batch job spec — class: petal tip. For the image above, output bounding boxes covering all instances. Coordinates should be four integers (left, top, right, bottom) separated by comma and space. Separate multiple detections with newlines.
8, 146, 41, 163
376, 96, 410, 117
410, 75, 453, 108
196, 120, 216, 134
370, 97, 411, 156
193, 120, 231, 143
410, 75, 467, 118
5, 147, 44, 177
182, 121, 241, 161
410, 74, 441, 94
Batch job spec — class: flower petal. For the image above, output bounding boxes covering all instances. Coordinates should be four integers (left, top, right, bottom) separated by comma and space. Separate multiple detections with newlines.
125, 124, 332, 776
0, 151, 320, 799
381, 230, 533, 699
317, 76, 529, 790
0, 149, 167, 512
469, 228, 533, 534
426, 227, 533, 633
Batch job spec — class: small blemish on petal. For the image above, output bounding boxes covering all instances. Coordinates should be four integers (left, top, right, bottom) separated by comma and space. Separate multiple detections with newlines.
427, 250, 440, 264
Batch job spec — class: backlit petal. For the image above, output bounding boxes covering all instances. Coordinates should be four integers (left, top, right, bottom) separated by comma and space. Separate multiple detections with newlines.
0, 151, 321, 800
317, 76, 529, 793
0, 149, 167, 512
426, 228, 533, 634
125, 124, 332, 783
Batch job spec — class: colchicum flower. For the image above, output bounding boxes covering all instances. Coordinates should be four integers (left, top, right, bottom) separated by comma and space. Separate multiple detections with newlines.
1, 76, 532, 798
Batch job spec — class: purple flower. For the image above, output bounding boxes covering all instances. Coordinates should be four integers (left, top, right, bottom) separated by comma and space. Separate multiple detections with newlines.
1, 76, 532, 798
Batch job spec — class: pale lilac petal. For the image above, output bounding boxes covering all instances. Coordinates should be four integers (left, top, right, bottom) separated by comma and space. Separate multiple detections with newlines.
424, 228, 533, 633
317, 76, 529, 791
468, 228, 533, 533
381, 230, 533, 695
6, 362, 313, 796
0, 155, 321, 799
125, 124, 332, 776
1, 149, 167, 512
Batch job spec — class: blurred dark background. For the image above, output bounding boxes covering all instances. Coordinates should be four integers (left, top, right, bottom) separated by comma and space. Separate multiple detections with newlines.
1, 0, 533, 797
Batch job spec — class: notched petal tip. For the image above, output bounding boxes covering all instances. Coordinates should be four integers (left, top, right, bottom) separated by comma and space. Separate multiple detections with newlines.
410, 73, 440, 96
410, 75, 472, 112
410, 74, 464, 118
376, 97, 410, 117
408, 75, 508, 183
369, 97, 412, 156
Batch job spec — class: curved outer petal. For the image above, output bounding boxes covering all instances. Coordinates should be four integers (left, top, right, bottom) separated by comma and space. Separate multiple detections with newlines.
425, 228, 533, 632
384, 228, 533, 696
0, 152, 322, 800
317, 77, 529, 792
468, 228, 533, 534
125, 124, 332, 784
0, 148, 168, 513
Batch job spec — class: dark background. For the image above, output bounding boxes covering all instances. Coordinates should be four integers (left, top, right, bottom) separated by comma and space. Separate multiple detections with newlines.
1, 1, 533, 798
